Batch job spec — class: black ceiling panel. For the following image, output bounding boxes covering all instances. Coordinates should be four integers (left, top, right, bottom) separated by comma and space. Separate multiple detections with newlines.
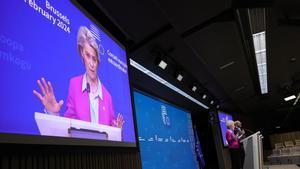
155, 0, 232, 33
185, 22, 256, 103
93, 0, 168, 43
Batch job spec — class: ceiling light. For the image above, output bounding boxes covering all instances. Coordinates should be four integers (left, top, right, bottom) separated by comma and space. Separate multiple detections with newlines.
216, 105, 220, 109
253, 31, 268, 94
158, 60, 167, 69
176, 74, 183, 81
210, 100, 214, 105
202, 94, 207, 99
192, 86, 197, 92
249, 8, 268, 94
284, 95, 296, 101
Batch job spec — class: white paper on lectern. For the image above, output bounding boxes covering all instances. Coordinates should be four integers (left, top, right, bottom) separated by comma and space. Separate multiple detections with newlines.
35, 112, 121, 141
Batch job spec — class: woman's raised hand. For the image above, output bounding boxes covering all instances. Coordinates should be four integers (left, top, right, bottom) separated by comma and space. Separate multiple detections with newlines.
33, 78, 63, 114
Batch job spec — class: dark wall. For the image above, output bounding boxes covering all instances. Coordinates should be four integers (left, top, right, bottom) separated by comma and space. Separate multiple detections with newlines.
255, 108, 300, 150
0, 144, 141, 169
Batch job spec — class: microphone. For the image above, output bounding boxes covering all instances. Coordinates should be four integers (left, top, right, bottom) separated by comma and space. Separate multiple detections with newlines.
86, 82, 90, 93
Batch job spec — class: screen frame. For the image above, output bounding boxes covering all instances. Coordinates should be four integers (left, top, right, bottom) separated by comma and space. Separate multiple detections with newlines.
0, 0, 138, 148
217, 111, 233, 148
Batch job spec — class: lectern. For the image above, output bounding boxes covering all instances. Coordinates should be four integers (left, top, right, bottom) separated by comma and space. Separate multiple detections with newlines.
240, 131, 264, 169
35, 112, 122, 141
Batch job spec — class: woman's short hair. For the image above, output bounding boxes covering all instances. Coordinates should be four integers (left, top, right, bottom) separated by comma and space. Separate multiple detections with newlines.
77, 26, 99, 62
234, 120, 242, 128
226, 120, 234, 129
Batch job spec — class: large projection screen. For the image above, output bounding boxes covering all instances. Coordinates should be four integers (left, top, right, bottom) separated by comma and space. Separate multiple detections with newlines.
0, 0, 136, 147
134, 90, 200, 169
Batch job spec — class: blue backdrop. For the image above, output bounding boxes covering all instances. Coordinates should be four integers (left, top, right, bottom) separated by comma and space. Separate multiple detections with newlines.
218, 111, 233, 147
0, 0, 135, 143
134, 91, 199, 169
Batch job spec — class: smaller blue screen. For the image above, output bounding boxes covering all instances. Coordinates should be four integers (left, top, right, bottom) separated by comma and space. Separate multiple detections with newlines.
218, 111, 233, 147
134, 91, 200, 169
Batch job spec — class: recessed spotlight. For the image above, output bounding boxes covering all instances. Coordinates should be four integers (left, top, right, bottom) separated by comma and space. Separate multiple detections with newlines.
176, 74, 183, 81
210, 100, 214, 105
202, 94, 207, 99
290, 57, 296, 63
158, 60, 167, 69
154, 57, 168, 70
192, 86, 197, 92
216, 105, 220, 109
284, 95, 296, 101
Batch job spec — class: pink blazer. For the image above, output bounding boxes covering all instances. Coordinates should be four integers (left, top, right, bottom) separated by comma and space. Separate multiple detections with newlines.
226, 129, 240, 149
64, 75, 115, 126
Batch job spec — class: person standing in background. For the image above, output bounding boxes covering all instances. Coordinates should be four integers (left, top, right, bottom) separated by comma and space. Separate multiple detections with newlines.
234, 120, 245, 169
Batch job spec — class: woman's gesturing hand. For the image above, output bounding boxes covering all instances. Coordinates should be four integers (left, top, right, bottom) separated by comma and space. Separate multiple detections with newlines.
113, 113, 125, 128
33, 78, 63, 114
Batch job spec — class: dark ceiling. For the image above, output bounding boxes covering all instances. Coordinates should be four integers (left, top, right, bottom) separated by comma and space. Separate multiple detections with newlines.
79, 0, 300, 132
